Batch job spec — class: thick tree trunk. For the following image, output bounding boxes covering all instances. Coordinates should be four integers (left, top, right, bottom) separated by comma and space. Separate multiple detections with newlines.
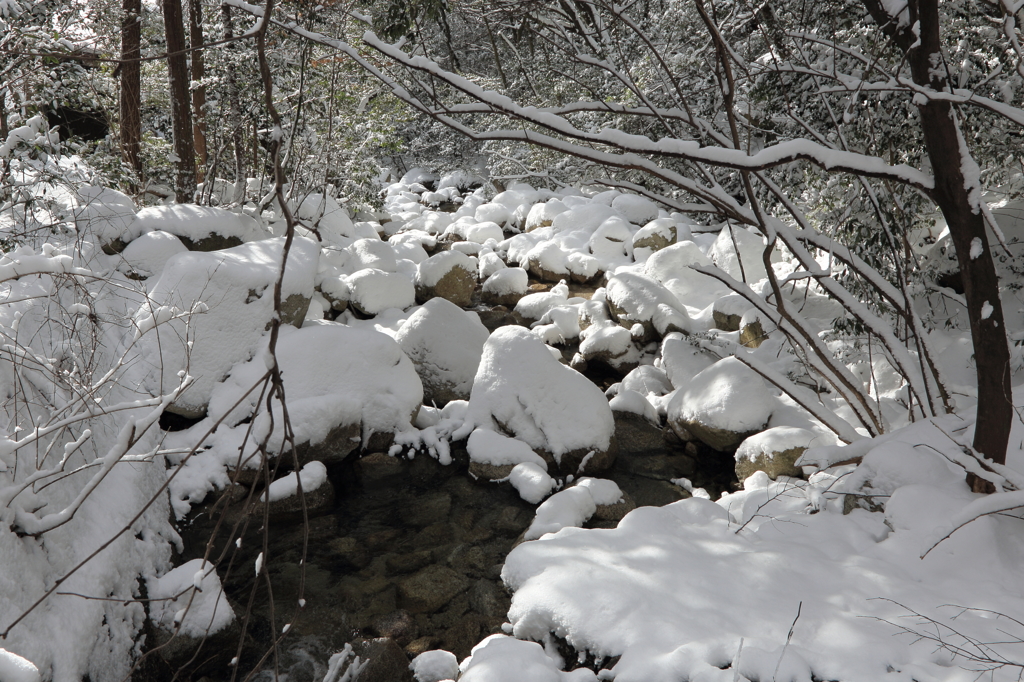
188, 0, 207, 180
162, 0, 196, 202
120, 0, 142, 180
863, 0, 1012, 484
222, 4, 247, 204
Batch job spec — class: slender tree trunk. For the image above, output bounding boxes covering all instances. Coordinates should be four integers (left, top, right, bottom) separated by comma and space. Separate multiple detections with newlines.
188, 0, 207, 180
162, 0, 196, 202
222, 4, 246, 204
120, 0, 143, 182
863, 0, 1013, 485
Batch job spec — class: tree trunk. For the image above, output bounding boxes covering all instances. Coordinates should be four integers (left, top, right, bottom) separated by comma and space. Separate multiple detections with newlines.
188, 0, 207, 180
120, 0, 143, 182
162, 0, 196, 202
222, 4, 247, 204
863, 0, 1012, 484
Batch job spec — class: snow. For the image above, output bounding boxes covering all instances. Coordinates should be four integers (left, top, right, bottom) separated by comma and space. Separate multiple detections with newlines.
135, 235, 319, 417
982, 300, 994, 319
509, 462, 556, 504
296, 193, 356, 245
464, 326, 614, 462
262, 461, 328, 502
126, 204, 268, 245
483, 267, 529, 296
411, 649, 460, 682
459, 635, 597, 682
969, 236, 983, 259
0, 650, 41, 682
524, 485, 598, 540
147, 559, 235, 638
611, 194, 658, 224
416, 250, 477, 287
115, 230, 187, 278
346, 268, 416, 314
467, 428, 549, 470
668, 356, 776, 434
346, 237, 398, 272
395, 297, 489, 404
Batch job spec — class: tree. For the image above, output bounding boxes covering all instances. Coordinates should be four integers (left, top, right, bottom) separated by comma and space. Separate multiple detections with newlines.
120, 0, 143, 180
162, 0, 195, 201
241, 0, 1022, 478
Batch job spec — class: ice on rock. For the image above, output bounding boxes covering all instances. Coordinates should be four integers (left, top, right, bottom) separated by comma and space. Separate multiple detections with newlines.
411, 649, 460, 682
611, 193, 659, 224
116, 230, 187, 278
346, 237, 398, 273
708, 223, 770, 283
668, 356, 775, 450
148, 560, 235, 638
126, 204, 269, 250
464, 326, 614, 474
346, 268, 416, 315
395, 297, 490, 406
459, 635, 597, 682
135, 236, 319, 417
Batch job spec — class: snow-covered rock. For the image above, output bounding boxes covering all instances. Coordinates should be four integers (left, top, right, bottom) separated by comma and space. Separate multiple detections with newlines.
667, 357, 775, 450
395, 297, 490, 406
611, 193, 658, 225
508, 462, 556, 504
415, 250, 477, 307
346, 268, 416, 315
459, 635, 596, 682
346, 237, 398, 273
482, 267, 529, 307
735, 426, 821, 480
605, 272, 690, 341
115, 230, 186, 279
135, 236, 319, 417
70, 186, 137, 254
147, 559, 235, 638
464, 326, 616, 475
466, 428, 550, 482
125, 204, 269, 251
411, 649, 460, 682
631, 217, 677, 256
296, 193, 355, 246
708, 224, 769, 283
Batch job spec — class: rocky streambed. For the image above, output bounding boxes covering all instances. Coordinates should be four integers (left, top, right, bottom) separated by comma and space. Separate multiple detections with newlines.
142, 411, 736, 682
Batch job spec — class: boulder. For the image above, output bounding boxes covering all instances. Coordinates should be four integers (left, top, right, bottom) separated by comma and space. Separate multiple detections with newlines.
397, 565, 471, 614
482, 267, 529, 307
667, 357, 775, 451
351, 637, 415, 682
605, 272, 690, 341
735, 426, 819, 481
347, 268, 416, 315
135, 236, 319, 418
124, 204, 269, 252
632, 217, 677, 254
415, 250, 477, 307
396, 297, 490, 406
465, 326, 615, 476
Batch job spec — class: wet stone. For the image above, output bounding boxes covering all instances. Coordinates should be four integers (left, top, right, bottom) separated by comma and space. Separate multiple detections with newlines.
327, 536, 372, 571
370, 609, 418, 646
350, 637, 415, 682
400, 492, 452, 527
397, 565, 471, 614
385, 550, 433, 576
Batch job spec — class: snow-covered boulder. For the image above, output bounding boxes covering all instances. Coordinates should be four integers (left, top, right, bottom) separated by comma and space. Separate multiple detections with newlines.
69, 186, 137, 254
525, 240, 570, 282
482, 267, 528, 307
605, 272, 690, 341
524, 199, 568, 231
115, 230, 187, 279
466, 428, 550, 482
611, 194, 659, 225
395, 297, 490, 406
660, 333, 716, 389
296, 193, 355, 246
514, 281, 570, 323
708, 224, 769, 283
346, 268, 415, 315
346, 237, 398, 273
135, 236, 319, 417
125, 204, 269, 251
415, 250, 477, 307
411, 650, 460, 682
465, 326, 616, 476
459, 635, 597, 682
735, 426, 821, 481
711, 292, 755, 331
667, 357, 775, 450
632, 217, 677, 255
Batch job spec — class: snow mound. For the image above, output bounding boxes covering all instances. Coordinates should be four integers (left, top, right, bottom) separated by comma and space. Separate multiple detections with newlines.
459, 635, 597, 682
346, 237, 398, 273
0, 650, 41, 682
667, 357, 775, 450
70, 186, 137, 248
396, 297, 490, 406
611, 194, 658, 224
509, 462, 556, 504
135, 236, 319, 417
411, 649, 460, 682
296, 193, 355, 245
262, 461, 328, 502
524, 485, 598, 540
346, 268, 415, 315
126, 204, 268, 247
116, 230, 186, 278
148, 559, 235, 638
467, 428, 549, 470
465, 326, 613, 464
708, 224, 769, 283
